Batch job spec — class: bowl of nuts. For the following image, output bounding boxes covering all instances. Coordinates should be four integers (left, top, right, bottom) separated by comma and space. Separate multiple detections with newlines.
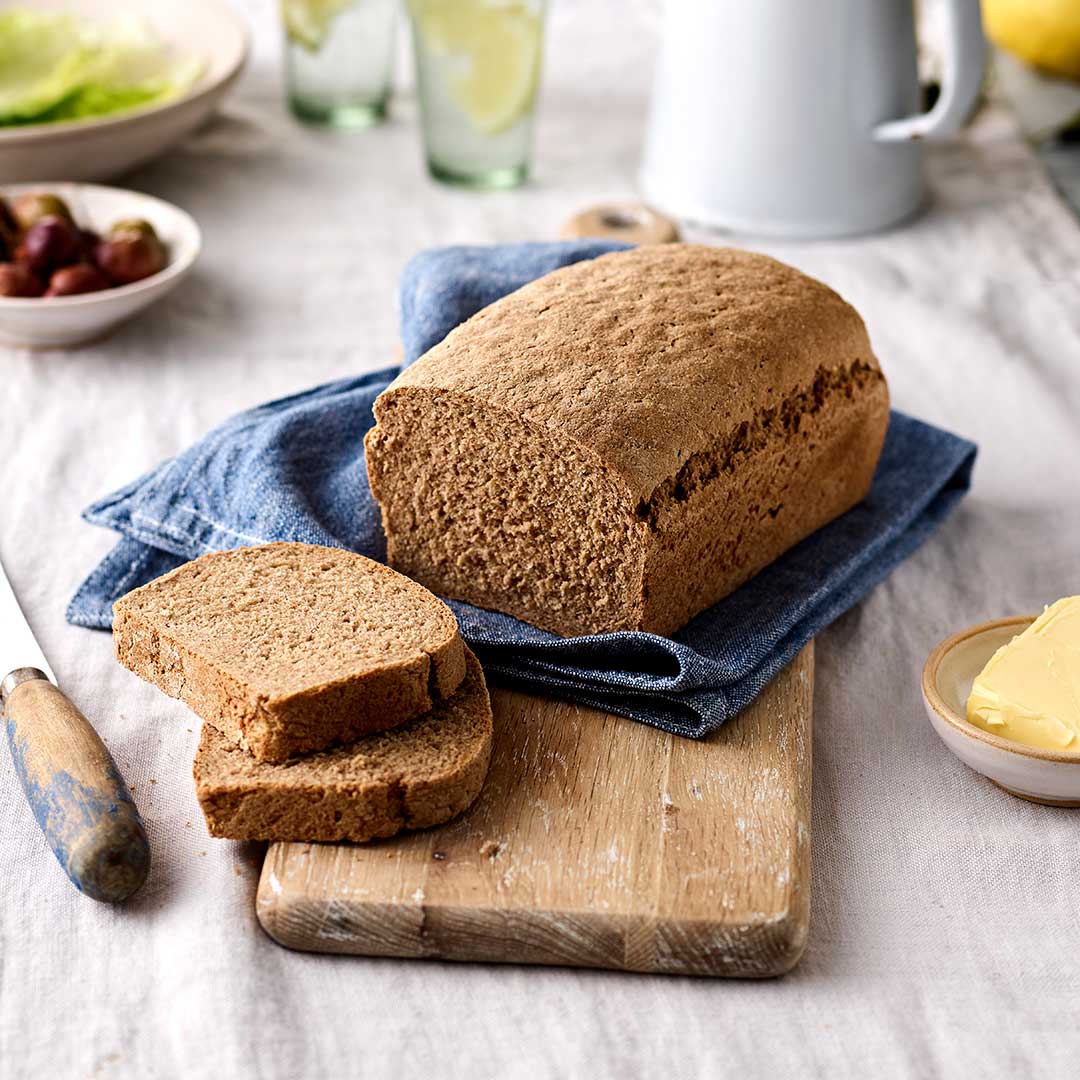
0, 181, 201, 348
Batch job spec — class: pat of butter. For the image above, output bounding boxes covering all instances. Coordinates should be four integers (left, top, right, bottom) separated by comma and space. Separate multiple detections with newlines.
966, 596, 1080, 752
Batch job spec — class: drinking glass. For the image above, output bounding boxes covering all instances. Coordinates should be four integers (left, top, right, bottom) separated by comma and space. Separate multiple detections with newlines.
283, 0, 399, 128
407, 0, 546, 189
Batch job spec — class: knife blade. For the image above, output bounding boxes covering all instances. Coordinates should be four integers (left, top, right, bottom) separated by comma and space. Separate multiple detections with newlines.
0, 555, 149, 903
0, 558, 53, 683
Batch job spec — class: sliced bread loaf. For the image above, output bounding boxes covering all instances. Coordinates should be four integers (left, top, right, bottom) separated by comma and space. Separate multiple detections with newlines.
365, 244, 890, 637
193, 649, 493, 842
113, 542, 466, 763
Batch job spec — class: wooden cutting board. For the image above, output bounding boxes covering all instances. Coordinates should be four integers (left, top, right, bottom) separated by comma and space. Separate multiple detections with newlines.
256, 645, 812, 978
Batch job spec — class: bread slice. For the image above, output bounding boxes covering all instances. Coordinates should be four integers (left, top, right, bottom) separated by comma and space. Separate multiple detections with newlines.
366, 244, 890, 637
113, 542, 466, 763
193, 649, 493, 843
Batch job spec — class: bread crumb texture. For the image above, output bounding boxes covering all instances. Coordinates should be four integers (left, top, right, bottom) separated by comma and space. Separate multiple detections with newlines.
113, 542, 466, 762
193, 650, 493, 843
366, 244, 890, 637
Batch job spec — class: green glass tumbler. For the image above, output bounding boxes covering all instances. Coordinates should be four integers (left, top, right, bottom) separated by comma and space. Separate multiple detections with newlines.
407, 0, 547, 189
283, 0, 398, 128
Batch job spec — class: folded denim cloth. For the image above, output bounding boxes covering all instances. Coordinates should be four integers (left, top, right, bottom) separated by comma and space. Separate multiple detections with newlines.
69, 241, 977, 738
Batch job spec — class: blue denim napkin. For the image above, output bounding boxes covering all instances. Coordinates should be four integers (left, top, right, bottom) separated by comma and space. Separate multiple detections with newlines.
69, 241, 977, 738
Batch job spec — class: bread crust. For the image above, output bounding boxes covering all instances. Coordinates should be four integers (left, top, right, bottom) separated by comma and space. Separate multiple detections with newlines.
193, 650, 493, 843
113, 543, 467, 762
367, 245, 889, 636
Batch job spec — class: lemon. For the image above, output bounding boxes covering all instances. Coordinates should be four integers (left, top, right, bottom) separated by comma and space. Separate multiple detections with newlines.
984, 0, 1080, 83
282, 0, 355, 53
411, 0, 543, 135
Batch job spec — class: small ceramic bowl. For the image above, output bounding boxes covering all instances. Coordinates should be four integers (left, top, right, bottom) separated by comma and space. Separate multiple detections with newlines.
922, 615, 1080, 806
0, 182, 201, 348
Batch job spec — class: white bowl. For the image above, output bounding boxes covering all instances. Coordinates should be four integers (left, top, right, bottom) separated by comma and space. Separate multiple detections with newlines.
922, 615, 1080, 806
0, 0, 250, 183
0, 182, 201, 348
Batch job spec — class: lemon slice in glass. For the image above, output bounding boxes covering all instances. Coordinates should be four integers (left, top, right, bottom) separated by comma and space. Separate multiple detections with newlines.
412, 0, 544, 135
283, 0, 355, 53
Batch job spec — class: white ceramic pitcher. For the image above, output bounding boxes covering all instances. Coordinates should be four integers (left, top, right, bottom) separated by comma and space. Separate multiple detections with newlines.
639, 0, 986, 238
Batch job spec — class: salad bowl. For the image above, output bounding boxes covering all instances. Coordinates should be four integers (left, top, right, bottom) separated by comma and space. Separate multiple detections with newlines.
0, 0, 249, 183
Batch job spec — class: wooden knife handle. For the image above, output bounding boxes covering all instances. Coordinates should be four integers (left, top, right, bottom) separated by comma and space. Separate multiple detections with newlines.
2, 669, 150, 903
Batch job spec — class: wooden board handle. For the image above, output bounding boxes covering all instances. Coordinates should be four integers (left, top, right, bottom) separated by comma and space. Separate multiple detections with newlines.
3, 670, 150, 903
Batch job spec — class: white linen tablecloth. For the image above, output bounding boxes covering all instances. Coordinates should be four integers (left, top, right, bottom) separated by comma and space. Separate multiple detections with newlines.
2, 3, 1080, 1077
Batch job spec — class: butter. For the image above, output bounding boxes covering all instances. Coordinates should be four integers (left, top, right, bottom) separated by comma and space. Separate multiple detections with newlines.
966, 597, 1080, 752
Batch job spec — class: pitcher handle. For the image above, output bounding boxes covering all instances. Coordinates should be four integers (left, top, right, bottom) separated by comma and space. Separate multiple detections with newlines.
873, 0, 986, 143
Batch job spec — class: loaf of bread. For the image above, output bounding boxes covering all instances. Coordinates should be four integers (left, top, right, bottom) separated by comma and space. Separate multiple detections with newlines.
365, 244, 890, 637
194, 649, 493, 842
114, 543, 466, 762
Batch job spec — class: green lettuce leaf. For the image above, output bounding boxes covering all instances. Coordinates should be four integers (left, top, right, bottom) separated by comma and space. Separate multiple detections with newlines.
0, 11, 203, 127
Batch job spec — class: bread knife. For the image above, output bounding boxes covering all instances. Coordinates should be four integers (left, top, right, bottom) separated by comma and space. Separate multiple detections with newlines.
0, 556, 149, 902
